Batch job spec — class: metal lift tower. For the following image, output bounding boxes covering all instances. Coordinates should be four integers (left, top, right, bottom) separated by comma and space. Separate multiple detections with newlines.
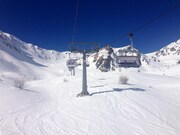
69, 42, 99, 97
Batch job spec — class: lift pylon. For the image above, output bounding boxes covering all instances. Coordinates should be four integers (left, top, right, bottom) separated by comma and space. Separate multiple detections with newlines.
69, 42, 99, 97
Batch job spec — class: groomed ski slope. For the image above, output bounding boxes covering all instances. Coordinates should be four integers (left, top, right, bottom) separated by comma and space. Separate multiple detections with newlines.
0, 59, 180, 135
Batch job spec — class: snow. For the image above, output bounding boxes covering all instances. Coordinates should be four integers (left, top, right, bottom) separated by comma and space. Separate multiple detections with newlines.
155, 39, 180, 57
98, 49, 109, 59
1, 64, 180, 135
0, 32, 180, 135
114, 45, 140, 57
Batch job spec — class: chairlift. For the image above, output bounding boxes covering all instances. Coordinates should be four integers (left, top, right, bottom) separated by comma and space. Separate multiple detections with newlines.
66, 59, 77, 68
66, 59, 77, 76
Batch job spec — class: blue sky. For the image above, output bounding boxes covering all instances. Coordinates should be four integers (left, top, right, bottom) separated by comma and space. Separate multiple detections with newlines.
0, 0, 180, 53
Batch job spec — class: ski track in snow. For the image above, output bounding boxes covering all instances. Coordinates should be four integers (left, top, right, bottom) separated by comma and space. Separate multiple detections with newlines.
1, 31, 180, 134
87, 71, 180, 135
0, 65, 180, 134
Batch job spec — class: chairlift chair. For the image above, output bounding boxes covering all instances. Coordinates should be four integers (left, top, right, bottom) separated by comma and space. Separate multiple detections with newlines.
66, 59, 77, 68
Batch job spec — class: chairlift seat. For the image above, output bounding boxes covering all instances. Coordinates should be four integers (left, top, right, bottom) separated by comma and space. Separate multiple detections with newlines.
66, 59, 77, 68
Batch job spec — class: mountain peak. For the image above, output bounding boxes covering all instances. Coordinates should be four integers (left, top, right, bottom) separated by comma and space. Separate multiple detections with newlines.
0, 31, 62, 60
0, 31, 23, 43
155, 39, 180, 57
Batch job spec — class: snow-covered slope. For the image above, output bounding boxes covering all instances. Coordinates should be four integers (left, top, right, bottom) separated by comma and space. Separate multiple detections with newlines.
0, 31, 70, 80
155, 39, 180, 57
142, 39, 180, 77
0, 31, 63, 60
114, 45, 140, 56
0, 32, 180, 135
154, 39, 180, 64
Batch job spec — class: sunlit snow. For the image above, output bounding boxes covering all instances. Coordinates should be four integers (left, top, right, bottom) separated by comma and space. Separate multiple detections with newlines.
0, 32, 180, 135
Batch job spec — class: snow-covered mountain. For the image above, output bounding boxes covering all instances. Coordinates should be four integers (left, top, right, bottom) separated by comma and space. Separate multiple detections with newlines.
155, 39, 180, 57
0, 31, 63, 61
152, 39, 180, 65
91, 44, 161, 71
114, 45, 140, 56
0, 31, 68, 81
0, 31, 180, 135
0, 31, 178, 73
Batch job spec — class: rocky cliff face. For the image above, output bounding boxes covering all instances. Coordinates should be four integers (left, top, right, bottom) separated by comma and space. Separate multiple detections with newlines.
93, 45, 143, 71
93, 46, 115, 72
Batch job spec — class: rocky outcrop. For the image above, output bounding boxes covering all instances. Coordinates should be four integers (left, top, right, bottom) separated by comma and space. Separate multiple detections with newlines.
93, 46, 115, 72
155, 39, 180, 57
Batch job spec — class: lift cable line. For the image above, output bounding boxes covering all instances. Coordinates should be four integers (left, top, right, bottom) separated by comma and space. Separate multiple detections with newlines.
70, 0, 100, 97
110, 3, 180, 46
131, 3, 180, 33
72, 0, 80, 43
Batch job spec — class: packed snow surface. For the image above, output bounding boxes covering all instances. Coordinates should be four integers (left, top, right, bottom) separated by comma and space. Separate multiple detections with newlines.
0, 58, 180, 135
0, 32, 180, 135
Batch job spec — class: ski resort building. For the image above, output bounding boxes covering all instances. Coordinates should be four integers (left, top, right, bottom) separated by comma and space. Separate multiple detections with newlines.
116, 46, 141, 67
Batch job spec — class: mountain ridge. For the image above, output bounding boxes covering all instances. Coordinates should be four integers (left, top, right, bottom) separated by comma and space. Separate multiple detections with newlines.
154, 39, 180, 57
0, 31, 179, 69
0, 31, 63, 61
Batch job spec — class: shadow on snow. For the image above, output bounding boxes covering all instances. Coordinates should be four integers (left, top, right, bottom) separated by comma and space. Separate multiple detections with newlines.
90, 88, 145, 96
